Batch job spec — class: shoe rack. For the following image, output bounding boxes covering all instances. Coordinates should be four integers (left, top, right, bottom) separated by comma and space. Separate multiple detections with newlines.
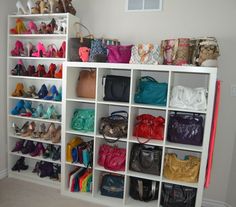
61, 62, 217, 207
7, 13, 79, 188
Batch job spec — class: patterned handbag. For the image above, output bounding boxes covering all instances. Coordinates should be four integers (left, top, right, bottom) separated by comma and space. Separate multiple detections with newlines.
129, 44, 161, 64
89, 39, 107, 62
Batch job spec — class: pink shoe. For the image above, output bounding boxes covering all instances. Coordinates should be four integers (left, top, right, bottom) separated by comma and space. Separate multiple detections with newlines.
57, 41, 66, 58
27, 21, 38, 34
26, 42, 36, 57
45, 44, 57, 58
11, 40, 24, 56
32, 42, 46, 57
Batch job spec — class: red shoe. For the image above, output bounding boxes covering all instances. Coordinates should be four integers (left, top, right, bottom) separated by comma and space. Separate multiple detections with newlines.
45, 44, 57, 58
32, 64, 46, 77
43, 63, 57, 78
54, 64, 62, 79
57, 41, 66, 58
27, 65, 36, 76
11, 40, 24, 56
32, 42, 46, 57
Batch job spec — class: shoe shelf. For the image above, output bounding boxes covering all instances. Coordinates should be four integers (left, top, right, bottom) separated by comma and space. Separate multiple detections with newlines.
9, 97, 62, 105
9, 13, 68, 19
9, 75, 62, 81
9, 115, 62, 124
9, 34, 67, 39
9, 56, 66, 61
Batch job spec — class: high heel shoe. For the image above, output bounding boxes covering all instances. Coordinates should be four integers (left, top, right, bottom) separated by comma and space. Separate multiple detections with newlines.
43, 145, 53, 158
37, 84, 48, 99
10, 18, 27, 34
54, 64, 62, 79
43, 63, 56, 78
30, 0, 40, 14
42, 105, 61, 120
32, 104, 44, 118
12, 122, 21, 135
45, 44, 57, 57
57, 41, 66, 58
32, 42, 46, 57
14, 121, 29, 135
48, 0, 57, 13
11, 40, 24, 56
11, 60, 26, 76
26, 42, 36, 57
39, 0, 50, 14
30, 143, 45, 157
27, 0, 35, 14
21, 141, 36, 154
54, 18, 67, 34
32, 161, 40, 173
27, 65, 36, 76
46, 18, 56, 34
41, 123, 56, 140
52, 146, 61, 161
54, 86, 62, 102
16, 0, 27, 14
32, 64, 46, 77
11, 140, 25, 152
12, 157, 28, 172
11, 100, 26, 115
50, 164, 61, 181
20, 101, 35, 117
21, 121, 36, 137
44, 85, 58, 100
22, 85, 37, 98
27, 21, 38, 34
32, 123, 46, 138
52, 125, 61, 143
11, 83, 24, 97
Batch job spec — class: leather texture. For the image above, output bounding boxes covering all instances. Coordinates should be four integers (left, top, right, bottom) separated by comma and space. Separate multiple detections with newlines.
107, 45, 133, 63
163, 153, 200, 183
76, 69, 96, 99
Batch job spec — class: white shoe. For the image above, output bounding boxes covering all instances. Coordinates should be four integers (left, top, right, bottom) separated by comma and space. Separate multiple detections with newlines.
27, 0, 34, 14
16, 0, 27, 14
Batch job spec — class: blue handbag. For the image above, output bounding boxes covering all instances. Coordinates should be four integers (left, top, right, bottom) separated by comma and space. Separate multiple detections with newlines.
134, 76, 168, 106
89, 39, 107, 62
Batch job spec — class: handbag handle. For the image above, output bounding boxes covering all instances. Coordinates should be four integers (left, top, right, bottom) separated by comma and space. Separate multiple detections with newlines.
73, 22, 94, 42
110, 111, 128, 119
140, 76, 158, 83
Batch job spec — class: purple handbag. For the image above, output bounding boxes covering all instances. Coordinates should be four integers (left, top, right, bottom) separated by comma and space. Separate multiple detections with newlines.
167, 113, 204, 146
107, 45, 133, 63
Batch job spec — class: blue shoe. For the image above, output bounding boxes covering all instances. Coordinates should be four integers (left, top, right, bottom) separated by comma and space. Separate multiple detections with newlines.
37, 84, 48, 99
54, 86, 62, 102
11, 100, 25, 115
44, 85, 58, 100
32, 104, 44, 118
42, 105, 61, 120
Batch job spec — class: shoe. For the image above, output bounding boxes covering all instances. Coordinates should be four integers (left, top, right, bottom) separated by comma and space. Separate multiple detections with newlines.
11, 100, 26, 115
21, 121, 36, 137
45, 44, 57, 57
30, 143, 45, 157
62, 0, 76, 15
48, 0, 57, 13
33, 64, 46, 77
27, 21, 38, 34
32, 42, 46, 57
54, 64, 62, 79
41, 123, 56, 140
11, 122, 21, 135
12, 140, 25, 152
11, 40, 24, 56
37, 84, 48, 99
32, 104, 44, 118
11, 83, 24, 97
20, 101, 35, 117
44, 85, 58, 100
22, 85, 37, 98
11, 60, 26, 76
30, 0, 40, 14
12, 157, 28, 172
43, 145, 53, 159
38, 162, 54, 178
46, 18, 56, 34
21, 141, 36, 154
52, 146, 61, 161
26, 42, 36, 57
32, 161, 40, 173
43, 63, 56, 78
39, 0, 50, 14
38, 22, 47, 34
54, 86, 62, 101
10, 18, 27, 34
16, 0, 27, 14
50, 164, 61, 181
27, 65, 36, 76
42, 105, 61, 120
32, 123, 46, 138
51, 125, 61, 143
57, 41, 66, 58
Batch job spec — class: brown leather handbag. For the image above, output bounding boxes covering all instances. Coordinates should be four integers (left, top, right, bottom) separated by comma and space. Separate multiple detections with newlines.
76, 69, 96, 98
163, 153, 200, 183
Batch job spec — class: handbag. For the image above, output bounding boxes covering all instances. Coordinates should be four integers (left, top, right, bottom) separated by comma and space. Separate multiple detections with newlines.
103, 75, 130, 102
89, 39, 107, 62
169, 86, 207, 111
129, 144, 162, 175
133, 114, 165, 142
71, 109, 95, 132
69, 22, 94, 62
129, 43, 161, 64
167, 113, 204, 146
66, 137, 83, 162
98, 144, 126, 171
107, 45, 133, 63
100, 174, 124, 199
76, 69, 96, 99
99, 111, 128, 142
134, 76, 168, 106
129, 177, 159, 202
173, 38, 190, 65
163, 153, 200, 183
161, 183, 196, 207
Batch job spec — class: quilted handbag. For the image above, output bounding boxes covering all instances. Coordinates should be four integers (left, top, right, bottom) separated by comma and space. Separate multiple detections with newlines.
71, 109, 95, 132
89, 39, 107, 62
161, 183, 196, 207
107, 45, 133, 63
133, 114, 165, 142
66, 137, 83, 162
130, 177, 159, 202
99, 111, 128, 142
163, 153, 200, 183
169, 86, 207, 111
167, 113, 204, 146
134, 76, 168, 106
103, 75, 130, 102
100, 174, 124, 198
129, 144, 162, 175
129, 43, 161, 64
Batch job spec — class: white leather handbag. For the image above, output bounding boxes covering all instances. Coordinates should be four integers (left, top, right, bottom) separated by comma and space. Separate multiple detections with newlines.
169, 86, 207, 111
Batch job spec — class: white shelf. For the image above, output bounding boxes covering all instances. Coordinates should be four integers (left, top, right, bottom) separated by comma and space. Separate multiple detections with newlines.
10, 151, 61, 165
96, 135, 127, 142
9, 115, 61, 124
165, 141, 203, 152
9, 134, 61, 146
125, 198, 158, 207
9, 34, 67, 39
9, 97, 62, 105
94, 165, 126, 175
127, 170, 161, 182
131, 103, 167, 110
129, 136, 164, 147
65, 162, 91, 168
162, 178, 199, 189
9, 56, 66, 61
9, 13, 68, 18
66, 98, 96, 103
66, 130, 95, 137
168, 107, 207, 114
97, 101, 130, 107
8, 75, 62, 81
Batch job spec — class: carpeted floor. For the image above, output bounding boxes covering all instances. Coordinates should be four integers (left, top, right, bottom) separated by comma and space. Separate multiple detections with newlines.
0, 178, 105, 207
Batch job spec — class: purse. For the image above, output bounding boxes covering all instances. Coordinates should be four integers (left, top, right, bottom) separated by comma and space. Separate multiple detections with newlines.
100, 174, 124, 199
76, 69, 96, 99
107, 45, 133, 63
134, 76, 168, 106
99, 111, 128, 142
66, 137, 83, 162
163, 153, 200, 183
129, 144, 162, 175
161, 183, 196, 207
129, 177, 159, 202
133, 114, 165, 142
169, 85, 207, 111
98, 144, 126, 171
89, 39, 107, 62
167, 113, 204, 146
71, 109, 95, 132
129, 43, 161, 64
103, 75, 130, 102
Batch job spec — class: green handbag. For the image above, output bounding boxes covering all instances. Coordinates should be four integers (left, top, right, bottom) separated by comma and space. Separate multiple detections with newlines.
71, 109, 95, 132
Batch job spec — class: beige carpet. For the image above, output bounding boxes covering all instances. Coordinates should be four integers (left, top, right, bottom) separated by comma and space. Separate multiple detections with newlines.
0, 178, 105, 207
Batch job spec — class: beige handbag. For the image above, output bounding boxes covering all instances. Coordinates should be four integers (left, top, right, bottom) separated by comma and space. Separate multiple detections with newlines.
76, 69, 96, 98
163, 153, 200, 183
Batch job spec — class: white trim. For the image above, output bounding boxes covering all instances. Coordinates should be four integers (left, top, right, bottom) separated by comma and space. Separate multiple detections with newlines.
0, 169, 7, 179
202, 199, 232, 207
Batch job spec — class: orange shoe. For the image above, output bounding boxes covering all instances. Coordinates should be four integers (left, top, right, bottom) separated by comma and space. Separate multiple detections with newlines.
54, 64, 62, 79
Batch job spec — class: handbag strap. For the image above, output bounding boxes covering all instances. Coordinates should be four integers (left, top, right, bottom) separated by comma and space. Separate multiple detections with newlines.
110, 111, 128, 119
102, 133, 121, 143
137, 180, 143, 201
73, 22, 94, 42
151, 181, 157, 200
136, 136, 151, 144
140, 76, 158, 83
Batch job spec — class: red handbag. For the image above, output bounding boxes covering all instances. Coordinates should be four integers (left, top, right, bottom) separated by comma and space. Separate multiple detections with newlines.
133, 114, 165, 143
98, 144, 126, 171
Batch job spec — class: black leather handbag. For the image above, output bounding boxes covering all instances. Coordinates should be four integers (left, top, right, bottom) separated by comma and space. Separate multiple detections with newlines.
161, 183, 196, 207
103, 75, 130, 102
129, 144, 162, 175
130, 177, 159, 202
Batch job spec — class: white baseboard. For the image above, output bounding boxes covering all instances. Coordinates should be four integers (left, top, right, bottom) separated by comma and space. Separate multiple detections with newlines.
203, 199, 232, 207
0, 169, 7, 179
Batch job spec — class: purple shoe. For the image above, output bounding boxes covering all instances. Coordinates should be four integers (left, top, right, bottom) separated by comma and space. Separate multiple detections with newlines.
21, 141, 36, 154
30, 143, 45, 157
12, 140, 25, 152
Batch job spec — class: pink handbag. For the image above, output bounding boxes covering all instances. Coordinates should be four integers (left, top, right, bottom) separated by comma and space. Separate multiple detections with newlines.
107, 45, 133, 63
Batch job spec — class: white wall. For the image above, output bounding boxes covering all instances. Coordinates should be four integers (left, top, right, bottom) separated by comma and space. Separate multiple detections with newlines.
76, 0, 236, 203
